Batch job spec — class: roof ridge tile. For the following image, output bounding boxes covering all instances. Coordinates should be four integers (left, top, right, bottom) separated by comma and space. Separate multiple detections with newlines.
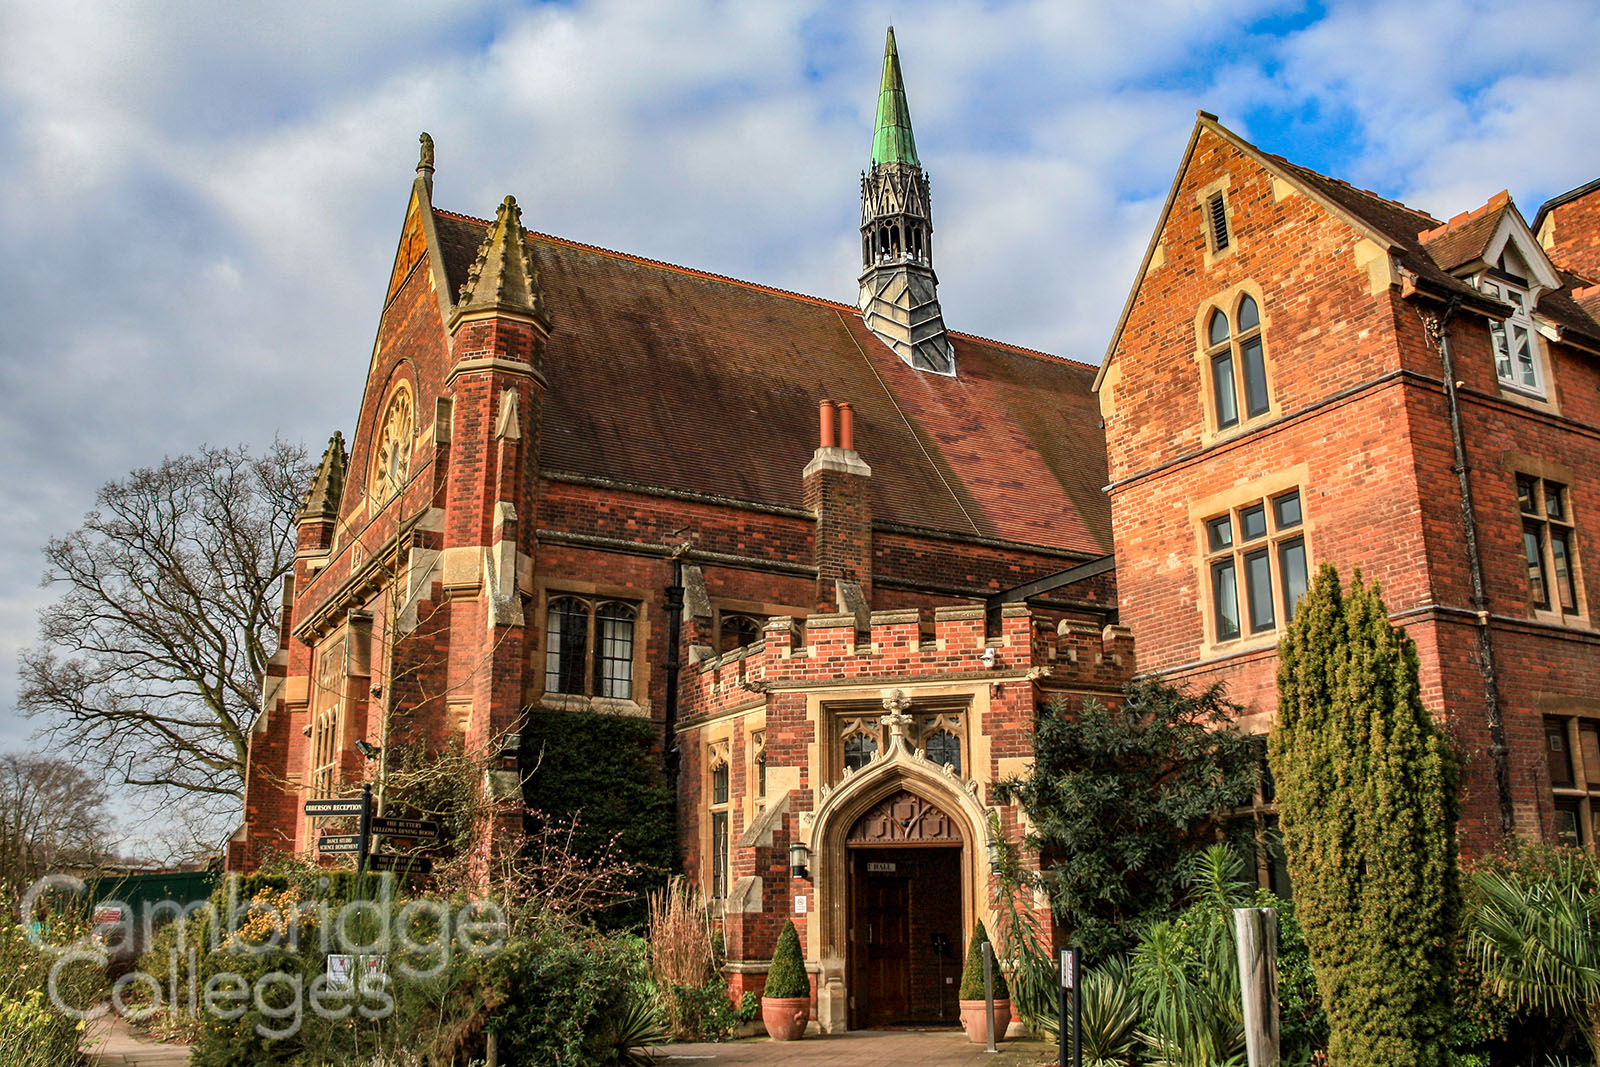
1418, 190, 1512, 243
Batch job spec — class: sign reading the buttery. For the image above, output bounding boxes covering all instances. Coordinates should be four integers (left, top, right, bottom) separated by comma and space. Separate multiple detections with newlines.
370, 817, 441, 839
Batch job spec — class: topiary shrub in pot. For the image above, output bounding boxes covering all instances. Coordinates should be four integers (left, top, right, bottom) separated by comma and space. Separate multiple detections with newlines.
958, 920, 1011, 1043
761, 920, 812, 1040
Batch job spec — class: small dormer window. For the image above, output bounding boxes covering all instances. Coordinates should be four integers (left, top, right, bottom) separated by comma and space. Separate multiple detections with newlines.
1480, 274, 1543, 395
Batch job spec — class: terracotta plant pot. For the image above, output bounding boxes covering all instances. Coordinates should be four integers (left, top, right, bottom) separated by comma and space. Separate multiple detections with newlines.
761, 996, 811, 1041
958, 998, 1011, 1044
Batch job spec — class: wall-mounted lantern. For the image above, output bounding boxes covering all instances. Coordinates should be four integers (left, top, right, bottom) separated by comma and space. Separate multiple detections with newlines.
789, 840, 811, 880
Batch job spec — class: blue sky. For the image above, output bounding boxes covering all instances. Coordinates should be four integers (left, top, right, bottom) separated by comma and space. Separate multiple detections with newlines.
1, 0, 1596, 844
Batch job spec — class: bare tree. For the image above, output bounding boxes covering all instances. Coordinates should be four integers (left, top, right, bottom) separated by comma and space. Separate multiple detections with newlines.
0, 752, 115, 893
18, 441, 310, 835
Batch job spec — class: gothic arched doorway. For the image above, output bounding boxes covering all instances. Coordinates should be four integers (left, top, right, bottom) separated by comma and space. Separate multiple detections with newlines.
845, 789, 964, 1028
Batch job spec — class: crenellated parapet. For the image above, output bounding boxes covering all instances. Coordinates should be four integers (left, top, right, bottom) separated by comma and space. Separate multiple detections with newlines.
681, 604, 1133, 724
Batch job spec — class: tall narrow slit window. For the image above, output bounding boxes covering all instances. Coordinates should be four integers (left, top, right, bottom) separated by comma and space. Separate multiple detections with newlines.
544, 595, 640, 699
1204, 295, 1270, 432
1517, 475, 1582, 618
709, 758, 730, 900
1204, 489, 1309, 644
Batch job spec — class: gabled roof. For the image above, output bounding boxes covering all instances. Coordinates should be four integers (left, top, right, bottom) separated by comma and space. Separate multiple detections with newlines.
430, 210, 1111, 555
1416, 190, 1564, 296
1097, 114, 1600, 388
1533, 176, 1600, 234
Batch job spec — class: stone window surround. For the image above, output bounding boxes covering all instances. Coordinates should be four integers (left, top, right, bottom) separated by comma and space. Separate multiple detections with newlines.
1197, 174, 1238, 271
533, 579, 652, 714
1188, 464, 1313, 660
308, 633, 347, 800
1193, 280, 1282, 447
707, 739, 732, 902
1542, 711, 1600, 850
820, 696, 971, 787
1504, 453, 1590, 630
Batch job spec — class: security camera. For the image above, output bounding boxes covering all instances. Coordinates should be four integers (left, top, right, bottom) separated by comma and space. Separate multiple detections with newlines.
980, 647, 997, 668
355, 739, 382, 761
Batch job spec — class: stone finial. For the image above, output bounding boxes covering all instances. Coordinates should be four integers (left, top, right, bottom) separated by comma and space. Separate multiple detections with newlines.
298, 431, 347, 523
451, 195, 552, 331
879, 690, 914, 750
418, 132, 435, 173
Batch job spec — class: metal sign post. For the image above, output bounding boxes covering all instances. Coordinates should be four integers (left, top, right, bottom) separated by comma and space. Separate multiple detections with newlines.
1057, 947, 1082, 1067
1069, 946, 1082, 1067
356, 784, 374, 890
983, 940, 998, 1053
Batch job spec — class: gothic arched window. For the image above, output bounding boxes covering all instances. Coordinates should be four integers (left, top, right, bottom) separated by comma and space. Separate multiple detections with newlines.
924, 729, 961, 774
1204, 294, 1270, 431
844, 733, 878, 772
718, 613, 763, 653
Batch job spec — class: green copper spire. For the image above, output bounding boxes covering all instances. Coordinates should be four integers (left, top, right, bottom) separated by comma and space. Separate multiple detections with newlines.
871, 27, 919, 167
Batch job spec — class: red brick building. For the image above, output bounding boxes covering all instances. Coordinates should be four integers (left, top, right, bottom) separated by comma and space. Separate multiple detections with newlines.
233, 36, 1600, 1032
230, 31, 1130, 1031
1099, 112, 1600, 858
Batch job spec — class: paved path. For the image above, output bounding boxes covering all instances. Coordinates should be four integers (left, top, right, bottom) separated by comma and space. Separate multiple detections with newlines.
659, 1029, 1056, 1066
81, 1013, 192, 1066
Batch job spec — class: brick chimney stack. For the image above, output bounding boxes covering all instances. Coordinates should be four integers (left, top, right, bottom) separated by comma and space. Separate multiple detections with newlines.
803, 399, 873, 619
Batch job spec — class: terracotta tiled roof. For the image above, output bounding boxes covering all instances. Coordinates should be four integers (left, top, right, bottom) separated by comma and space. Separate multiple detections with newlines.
1260, 154, 1600, 347
432, 211, 1111, 555
1418, 192, 1512, 273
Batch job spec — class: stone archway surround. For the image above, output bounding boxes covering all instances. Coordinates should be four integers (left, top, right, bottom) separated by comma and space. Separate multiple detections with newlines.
800, 693, 1000, 1034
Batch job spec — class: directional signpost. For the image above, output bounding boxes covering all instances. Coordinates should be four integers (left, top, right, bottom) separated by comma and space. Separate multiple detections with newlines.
303, 798, 366, 818
304, 786, 442, 885
317, 834, 362, 855
370, 817, 440, 840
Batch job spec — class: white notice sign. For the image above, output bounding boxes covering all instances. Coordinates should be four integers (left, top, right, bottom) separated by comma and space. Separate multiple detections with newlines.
327, 954, 354, 991
794, 894, 808, 914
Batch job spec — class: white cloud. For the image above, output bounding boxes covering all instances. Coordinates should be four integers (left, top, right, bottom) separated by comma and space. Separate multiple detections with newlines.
1, 0, 1598, 845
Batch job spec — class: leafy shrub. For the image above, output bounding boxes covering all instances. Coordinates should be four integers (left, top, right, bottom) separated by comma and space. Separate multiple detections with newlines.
1079, 957, 1139, 1066
997, 680, 1259, 959
1456, 842, 1596, 1064
764, 921, 808, 999
0, 915, 104, 1067
959, 921, 1009, 1001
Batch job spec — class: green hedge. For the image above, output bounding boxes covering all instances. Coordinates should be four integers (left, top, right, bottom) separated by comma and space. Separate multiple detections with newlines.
520, 710, 676, 929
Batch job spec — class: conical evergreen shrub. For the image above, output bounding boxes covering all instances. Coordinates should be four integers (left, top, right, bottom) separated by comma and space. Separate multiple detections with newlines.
764, 920, 810, 999
1270, 564, 1460, 1066
959, 920, 1010, 1000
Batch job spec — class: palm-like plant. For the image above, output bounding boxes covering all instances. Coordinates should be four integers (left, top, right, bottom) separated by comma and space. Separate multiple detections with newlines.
1080, 958, 1141, 1066
1470, 850, 1600, 1062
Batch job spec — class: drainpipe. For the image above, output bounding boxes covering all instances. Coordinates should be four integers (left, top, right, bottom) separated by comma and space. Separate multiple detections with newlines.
663, 552, 686, 789
1431, 293, 1515, 834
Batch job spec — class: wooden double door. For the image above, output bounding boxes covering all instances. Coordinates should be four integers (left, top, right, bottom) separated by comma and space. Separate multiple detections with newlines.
848, 845, 963, 1028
